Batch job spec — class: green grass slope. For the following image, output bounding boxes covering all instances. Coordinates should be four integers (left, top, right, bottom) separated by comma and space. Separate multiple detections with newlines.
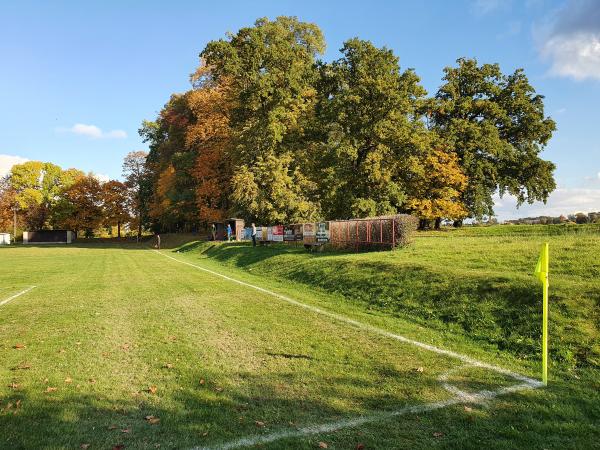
182, 224, 600, 371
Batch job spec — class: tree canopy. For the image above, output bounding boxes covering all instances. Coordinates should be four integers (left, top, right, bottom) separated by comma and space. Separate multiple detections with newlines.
133, 17, 557, 231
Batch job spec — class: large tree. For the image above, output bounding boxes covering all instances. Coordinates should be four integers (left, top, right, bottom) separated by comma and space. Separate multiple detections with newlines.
8, 161, 82, 229
201, 16, 325, 223
0, 177, 17, 234
122, 151, 149, 239
432, 58, 556, 222
56, 174, 104, 236
313, 38, 429, 219
102, 180, 130, 237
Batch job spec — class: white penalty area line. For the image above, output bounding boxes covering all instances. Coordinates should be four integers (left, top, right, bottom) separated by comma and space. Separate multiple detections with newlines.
0, 286, 36, 307
152, 250, 542, 449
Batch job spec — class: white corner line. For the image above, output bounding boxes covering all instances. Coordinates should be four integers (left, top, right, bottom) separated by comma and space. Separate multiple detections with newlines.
0, 286, 36, 307
152, 250, 543, 449
152, 250, 540, 386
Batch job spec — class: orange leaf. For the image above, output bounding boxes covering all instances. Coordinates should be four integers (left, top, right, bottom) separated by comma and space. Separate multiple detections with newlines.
13, 344, 26, 349
318, 442, 328, 449
147, 386, 157, 394
45, 387, 57, 393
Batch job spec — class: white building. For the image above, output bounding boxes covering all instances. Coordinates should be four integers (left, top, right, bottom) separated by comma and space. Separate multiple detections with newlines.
0, 233, 11, 245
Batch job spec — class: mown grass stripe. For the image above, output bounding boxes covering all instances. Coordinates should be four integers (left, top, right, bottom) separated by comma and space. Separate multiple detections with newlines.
0, 286, 36, 307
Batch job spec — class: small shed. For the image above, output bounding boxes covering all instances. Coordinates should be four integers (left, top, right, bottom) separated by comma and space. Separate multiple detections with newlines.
23, 230, 75, 244
209, 218, 245, 241
0, 233, 10, 245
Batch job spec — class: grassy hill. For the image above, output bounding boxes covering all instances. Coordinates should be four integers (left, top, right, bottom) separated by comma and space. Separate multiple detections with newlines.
181, 224, 600, 371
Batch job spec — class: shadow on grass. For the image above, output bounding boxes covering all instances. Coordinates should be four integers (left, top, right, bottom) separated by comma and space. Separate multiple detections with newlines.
1, 371, 598, 449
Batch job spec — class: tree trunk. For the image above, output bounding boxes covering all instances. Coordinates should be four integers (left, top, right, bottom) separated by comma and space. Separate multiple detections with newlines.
453, 219, 463, 228
117, 221, 121, 238
434, 218, 442, 230
137, 212, 142, 242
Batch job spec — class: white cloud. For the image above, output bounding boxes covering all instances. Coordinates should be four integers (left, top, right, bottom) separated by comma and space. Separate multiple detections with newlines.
541, 32, 600, 80
0, 154, 29, 178
536, 0, 600, 80
57, 123, 127, 139
494, 187, 600, 220
471, 0, 511, 15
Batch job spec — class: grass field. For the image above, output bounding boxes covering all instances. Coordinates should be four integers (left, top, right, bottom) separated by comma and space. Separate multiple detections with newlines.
1, 226, 599, 449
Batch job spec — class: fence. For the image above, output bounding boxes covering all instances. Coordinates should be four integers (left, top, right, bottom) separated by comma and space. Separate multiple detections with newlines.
241, 215, 417, 251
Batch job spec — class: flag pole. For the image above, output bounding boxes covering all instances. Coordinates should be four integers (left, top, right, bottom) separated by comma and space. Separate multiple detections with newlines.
542, 242, 549, 386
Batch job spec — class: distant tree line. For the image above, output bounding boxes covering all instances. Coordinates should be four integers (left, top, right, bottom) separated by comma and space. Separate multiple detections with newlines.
505, 212, 600, 225
139, 16, 556, 232
0, 152, 147, 238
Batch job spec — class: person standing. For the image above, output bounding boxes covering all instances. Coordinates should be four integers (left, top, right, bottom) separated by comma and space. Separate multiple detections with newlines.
211, 223, 216, 241
156, 234, 161, 250
251, 223, 257, 247
226, 223, 232, 241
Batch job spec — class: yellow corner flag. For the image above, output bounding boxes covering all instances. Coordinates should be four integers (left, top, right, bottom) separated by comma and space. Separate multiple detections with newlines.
534, 243, 549, 385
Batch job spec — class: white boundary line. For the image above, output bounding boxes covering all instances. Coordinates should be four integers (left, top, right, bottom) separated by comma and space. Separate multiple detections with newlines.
0, 286, 36, 307
152, 250, 542, 449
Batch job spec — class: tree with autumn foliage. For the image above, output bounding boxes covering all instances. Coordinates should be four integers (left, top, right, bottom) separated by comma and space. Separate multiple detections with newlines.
138, 17, 556, 230
405, 147, 468, 229
102, 180, 130, 237
55, 174, 104, 236
187, 65, 234, 224
0, 177, 17, 233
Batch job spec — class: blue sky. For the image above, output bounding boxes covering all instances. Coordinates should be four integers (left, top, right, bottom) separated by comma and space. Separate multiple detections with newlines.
1, 0, 599, 220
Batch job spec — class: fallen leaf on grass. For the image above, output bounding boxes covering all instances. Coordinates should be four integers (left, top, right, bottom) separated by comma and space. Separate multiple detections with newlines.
318, 442, 328, 449
214, 387, 223, 392
464, 406, 473, 413
112, 445, 124, 450
45, 387, 57, 393
13, 344, 26, 350
12, 363, 31, 371
8, 383, 20, 390
58, 349, 66, 354
145, 415, 160, 425
356, 444, 365, 450
414, 367, 424, 373
163, 363, 173, 369
199, 379, 205, 385
89, 378, 97, 384
121, 428, 131, 433
147, 386, 157, 394
80, 444, 90, 449
108, 425, 118, 430
65, 377, 73, 384
433, 432, 444, 438
201, 432, 208, 437
255, 421, 265, 427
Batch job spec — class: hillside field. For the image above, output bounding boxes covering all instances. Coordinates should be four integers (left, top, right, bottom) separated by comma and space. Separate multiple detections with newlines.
0, 224, 598, 449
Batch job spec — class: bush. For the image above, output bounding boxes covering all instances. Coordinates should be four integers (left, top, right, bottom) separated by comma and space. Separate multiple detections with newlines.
393, 214, 419, 247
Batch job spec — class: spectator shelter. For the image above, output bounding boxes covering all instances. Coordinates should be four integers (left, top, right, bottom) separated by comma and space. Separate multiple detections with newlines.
0, 233, 10, 245
240, 215, 416, 251
210, 218, 245, 241
23, 230, 75, 244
